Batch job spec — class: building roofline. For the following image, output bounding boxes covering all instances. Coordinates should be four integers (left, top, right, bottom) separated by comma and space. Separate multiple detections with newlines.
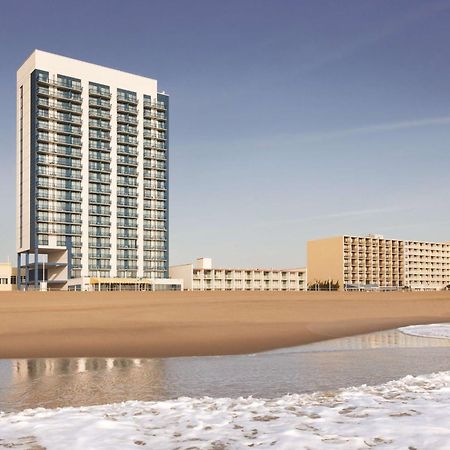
19, 49, 159, 84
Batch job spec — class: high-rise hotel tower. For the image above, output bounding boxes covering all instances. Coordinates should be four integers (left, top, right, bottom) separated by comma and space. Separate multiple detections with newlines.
16, 50, 177, 291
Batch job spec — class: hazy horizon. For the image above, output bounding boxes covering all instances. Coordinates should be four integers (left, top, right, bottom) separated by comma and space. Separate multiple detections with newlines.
1, 0, 449, 268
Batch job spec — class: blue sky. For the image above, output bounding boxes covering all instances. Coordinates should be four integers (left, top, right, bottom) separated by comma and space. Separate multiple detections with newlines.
0, 0, 449, 268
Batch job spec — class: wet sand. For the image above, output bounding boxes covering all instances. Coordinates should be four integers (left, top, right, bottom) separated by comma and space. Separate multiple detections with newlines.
0, 290, 449, 359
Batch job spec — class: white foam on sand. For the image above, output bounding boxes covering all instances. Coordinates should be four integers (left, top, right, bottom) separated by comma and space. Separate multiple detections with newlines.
399, 323, 450, 339
1, 371, 450, 449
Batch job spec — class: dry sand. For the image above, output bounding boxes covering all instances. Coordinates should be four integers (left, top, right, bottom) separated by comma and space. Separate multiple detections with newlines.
0, 290, 450, 359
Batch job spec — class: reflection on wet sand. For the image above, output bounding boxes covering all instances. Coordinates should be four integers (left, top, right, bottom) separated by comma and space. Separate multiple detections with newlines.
2, 358, 166, 412
1, 329, 450, 413
293, 329, 450, 353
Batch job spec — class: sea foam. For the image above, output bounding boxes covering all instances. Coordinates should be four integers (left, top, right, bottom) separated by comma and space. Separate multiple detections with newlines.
399, 323, 450, 340
1, 371, 450, 449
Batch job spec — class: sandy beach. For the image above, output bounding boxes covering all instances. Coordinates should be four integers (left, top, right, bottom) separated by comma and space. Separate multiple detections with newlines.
0, 290, 449, 359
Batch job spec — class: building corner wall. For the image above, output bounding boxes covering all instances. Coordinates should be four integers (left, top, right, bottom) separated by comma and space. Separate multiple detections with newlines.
307, 236, 344, 289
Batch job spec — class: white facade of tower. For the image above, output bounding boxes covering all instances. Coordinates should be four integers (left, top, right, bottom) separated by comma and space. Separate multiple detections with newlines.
16, 50, 173, 290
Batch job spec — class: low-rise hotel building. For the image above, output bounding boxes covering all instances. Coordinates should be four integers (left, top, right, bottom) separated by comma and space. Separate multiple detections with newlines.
0, 263, 19, 291
307, 234, 450, 291
169, 258, 307, 291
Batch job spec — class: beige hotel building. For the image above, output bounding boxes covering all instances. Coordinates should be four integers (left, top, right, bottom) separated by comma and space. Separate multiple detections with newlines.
170, 258, 307, 291
308, 234, 450, 291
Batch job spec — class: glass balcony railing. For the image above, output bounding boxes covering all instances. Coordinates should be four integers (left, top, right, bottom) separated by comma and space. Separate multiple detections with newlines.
37, 167, 82, 179
89, 87, 111, 98
143, 150, 166, 160
117, 114, 138, 124
117, 178, 138, 187
36, 122, 82, 136
89, 119, 111, 130
117, 125, 138, 135
143, 161, 166, 170
37, 191, 82, 202
36, 109, 82, 125
37, 98, 82, 114
89, 207, 111, 216
143, 100, 166, 110
117, 210, 138, 218
117, 198, 138, 207
117, 93, 138, 104
36, 178, 82, 191
117, 166, 138, 176
117, 104, 137, 114
143, 140, 166, 150
88, 218, 111, 226
117, 231, 138, 239
89, 131, 111, 140
89, 174, 110, 183
89, 109, 111, 120
37, 156, 82, 169
37, 86, 82, 103
89, 185, 111, 194
89, 162, 111, 172
89, 98, 111, 109
117, 135, 138, 145
89, 141, 111, 151
37, 144, 82, 158
89, 151, 111, 162
117, 145, 138, 156
117, 156, 138, 166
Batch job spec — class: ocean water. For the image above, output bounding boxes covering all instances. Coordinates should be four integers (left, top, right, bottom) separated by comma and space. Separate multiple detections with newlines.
0, 328, 450, 449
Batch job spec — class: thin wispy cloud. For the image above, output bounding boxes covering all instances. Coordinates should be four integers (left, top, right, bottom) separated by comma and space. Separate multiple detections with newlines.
257, 206, 411, 228
296, 0, 450, 76
300, 115, 450, 143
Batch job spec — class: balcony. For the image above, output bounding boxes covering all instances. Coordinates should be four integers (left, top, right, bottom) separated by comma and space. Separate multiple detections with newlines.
117, 178, 138, 187
117, 115, 138, 125
89, 151, 111, 162
37, 134, 82, 147
89, 109, 111, 120
89, 119, 111, 130
117, 146, 138, 156
117, 198, 138, 207
117, 231, 138, 239
37, 109, 82, 125
37, 167, 82, 180
144, 150, 166, 160
89, 87, 111, 98
89, 218, 111, 226
117, 166, 138, 176
36, 121, 82, 136
37, 191, 82, 202
89, 130, 111, 141
143, 99, 166, 110
89, 141, 111, 151
143, 141, 166, 150
117, 104, 138, 114
89, 174, 110, 184
37, 97, 82, 114
89, 97, 111, 109
117, 210, 138, 218
88, 231, 111, 238
117, 125, 138, 135
89, 264, 112, 270
117, 93, 138, 105
117, 135, 138, 146
36, 156, 82, 169
37, 144, 82, 158
89, 185, 111, 195
143, 110, 165, 120
143, 130, 166, 140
